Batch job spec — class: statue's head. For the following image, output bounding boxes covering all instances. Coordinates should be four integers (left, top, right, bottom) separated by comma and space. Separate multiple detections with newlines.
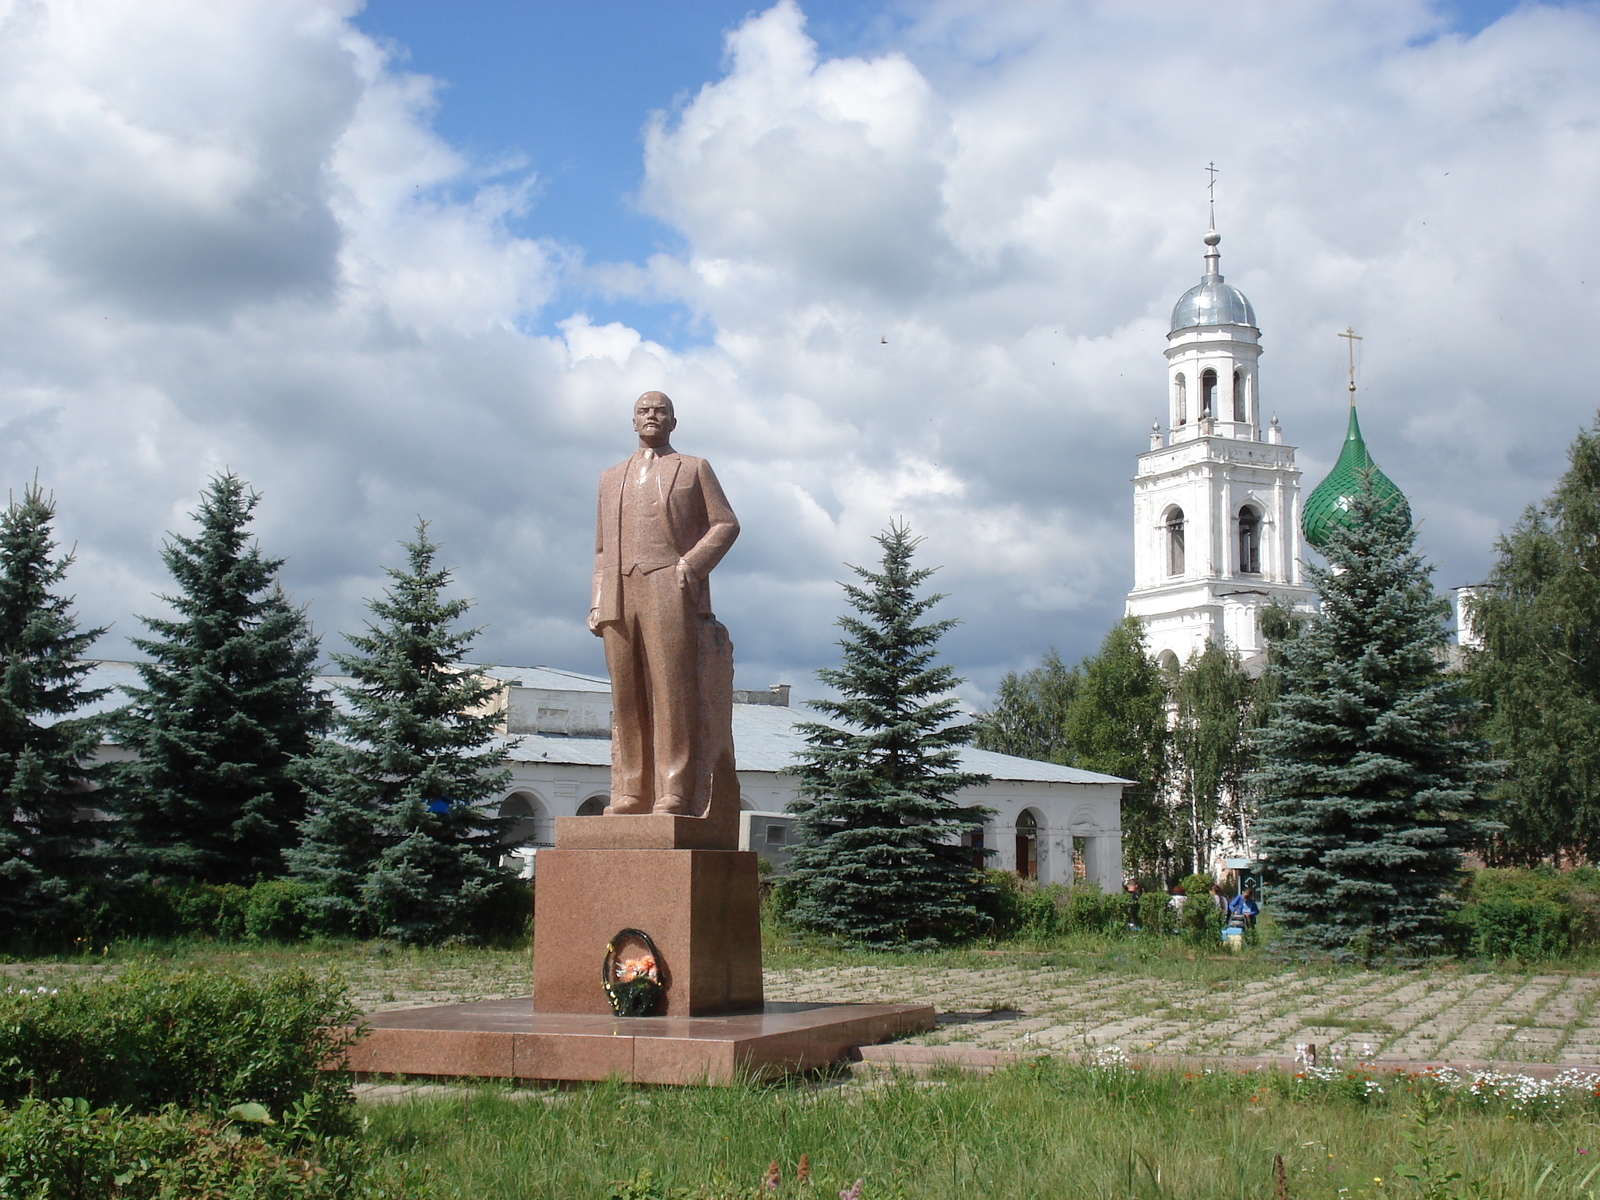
633, 391, 676, 447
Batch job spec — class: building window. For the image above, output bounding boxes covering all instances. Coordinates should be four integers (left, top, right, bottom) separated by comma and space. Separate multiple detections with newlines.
1174, 373, 1187, 425
1238, 505, 1261, 574
1015, 810, 1038, 880
1233, 370, 1246, 422
965, 829, 986, 870
1164, 506, 1186, 576
1201, 369, 1217, 416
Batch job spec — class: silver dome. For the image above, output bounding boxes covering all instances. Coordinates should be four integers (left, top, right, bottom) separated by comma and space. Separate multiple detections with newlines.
1170, 278, 1256, 331
1169, 228, 1257, 332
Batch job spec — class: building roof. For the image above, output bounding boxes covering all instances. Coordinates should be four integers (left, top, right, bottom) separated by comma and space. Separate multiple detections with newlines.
504, 684, 1128, 785
1302, 403, 1410, 550
73, 661, 1129, 788
1170, 229, 1256, 333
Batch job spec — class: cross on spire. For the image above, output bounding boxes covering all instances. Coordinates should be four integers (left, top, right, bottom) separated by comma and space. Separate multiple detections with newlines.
1339, 326, 1363, 405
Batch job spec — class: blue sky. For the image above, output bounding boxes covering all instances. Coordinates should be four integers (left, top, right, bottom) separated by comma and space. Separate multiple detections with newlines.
351, 0, 1532, 348
0, 0, 1594, 702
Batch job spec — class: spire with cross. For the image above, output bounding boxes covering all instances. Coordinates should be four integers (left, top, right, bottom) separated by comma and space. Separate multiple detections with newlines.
1338, 326, 1362, 406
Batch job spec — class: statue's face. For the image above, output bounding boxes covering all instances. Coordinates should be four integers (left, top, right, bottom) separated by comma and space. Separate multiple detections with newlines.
633, 392, 676, 445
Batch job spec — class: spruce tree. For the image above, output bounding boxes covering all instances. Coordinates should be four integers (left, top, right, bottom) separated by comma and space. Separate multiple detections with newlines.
1468, 413, 1600, 863
288, 524, 511, 944
1252, 473, 1492, 959
973, 649, 1079, 763
786, 523, 991, 949
1061, 617, 1170, 878
0, 484, 109, 930
112, 474, 324, 883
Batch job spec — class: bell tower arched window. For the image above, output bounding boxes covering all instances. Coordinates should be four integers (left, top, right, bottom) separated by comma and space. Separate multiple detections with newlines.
1238, 505, 1261, 574
1164, 506, 1186, 576
1201, 369, 1217, 416
1174, 373, 1187, 425
1233, 370, 1246, 422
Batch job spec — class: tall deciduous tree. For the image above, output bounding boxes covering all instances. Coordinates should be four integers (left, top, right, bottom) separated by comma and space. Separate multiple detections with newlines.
1171, 640, 1256, 875
288, 524, 511, 943
112, 474, 324, 883
1468, 414, 1600, 864
1062, 617, 1169, 878
1253, 474, 1492, 959
786, 523, 991, 949
0, 484, 108, 929
973, 649, 1079, 763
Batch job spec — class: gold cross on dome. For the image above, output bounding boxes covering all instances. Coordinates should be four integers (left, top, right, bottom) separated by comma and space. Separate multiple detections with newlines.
1339, 326, 1363, 404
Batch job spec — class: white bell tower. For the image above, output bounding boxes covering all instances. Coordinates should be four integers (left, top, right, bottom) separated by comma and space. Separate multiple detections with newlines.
1125, 221, 1315, 670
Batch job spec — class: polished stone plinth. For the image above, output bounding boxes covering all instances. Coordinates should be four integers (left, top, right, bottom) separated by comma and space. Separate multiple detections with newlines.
532, 848, 763, 1016
347, 998, 935, 1085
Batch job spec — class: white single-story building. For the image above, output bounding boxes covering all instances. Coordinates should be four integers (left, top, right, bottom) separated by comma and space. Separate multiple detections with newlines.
74, 661, 1129, 892
473, 665, 1128, 892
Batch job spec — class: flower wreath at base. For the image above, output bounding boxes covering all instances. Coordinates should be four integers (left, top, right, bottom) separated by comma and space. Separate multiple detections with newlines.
603, 928, 664, 1017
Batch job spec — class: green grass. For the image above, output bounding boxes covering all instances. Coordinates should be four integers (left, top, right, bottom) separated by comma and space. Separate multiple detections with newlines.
360, 1061, 1600, 1199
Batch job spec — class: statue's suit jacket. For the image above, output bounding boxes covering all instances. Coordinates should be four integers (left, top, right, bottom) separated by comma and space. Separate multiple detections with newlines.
592, 452, 739, 625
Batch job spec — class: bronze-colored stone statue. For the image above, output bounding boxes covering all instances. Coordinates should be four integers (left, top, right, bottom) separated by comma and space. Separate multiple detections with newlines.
589, 391, 739, 816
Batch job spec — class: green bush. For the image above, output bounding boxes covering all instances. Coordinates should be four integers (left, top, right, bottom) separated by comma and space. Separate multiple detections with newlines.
1453, 898, 1572, 960
1447, 868, 1600, 961
1178, 894, 1227, 947
171, 882, 251, 940
1058, 885, 1122, 935
0, 965, 360, 1128
464, 877, 535, 945
243, 879, 323, 941
1137, 890, 1175, 934
0, 1096, 422, 1199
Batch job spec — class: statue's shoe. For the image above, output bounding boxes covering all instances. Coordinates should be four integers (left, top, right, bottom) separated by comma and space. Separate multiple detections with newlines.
604, 795, 650, 815
652, 794, 689, 815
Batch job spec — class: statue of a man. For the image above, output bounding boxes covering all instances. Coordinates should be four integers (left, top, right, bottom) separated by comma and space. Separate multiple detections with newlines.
589, 391, 739, 815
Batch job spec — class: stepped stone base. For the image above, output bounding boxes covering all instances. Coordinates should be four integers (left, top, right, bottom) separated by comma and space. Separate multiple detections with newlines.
346, 998, 935, 1085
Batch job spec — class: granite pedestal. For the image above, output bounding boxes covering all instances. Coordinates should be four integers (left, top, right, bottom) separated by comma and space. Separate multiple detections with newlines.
532, 840, 763, 1017
347, 998, 935, 1085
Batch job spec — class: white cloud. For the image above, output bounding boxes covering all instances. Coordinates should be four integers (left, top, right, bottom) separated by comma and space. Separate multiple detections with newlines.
0, 0, 1595, 708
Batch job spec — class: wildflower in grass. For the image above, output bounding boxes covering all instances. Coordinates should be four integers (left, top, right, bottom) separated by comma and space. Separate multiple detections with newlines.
797, 1154, 810, 1183
839, 1182, 863, 1200
765, 1161, 780, 1190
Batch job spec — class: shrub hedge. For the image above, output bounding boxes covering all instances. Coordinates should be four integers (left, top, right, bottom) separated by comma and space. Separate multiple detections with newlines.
7, 875, 535, 952
0, 966, 359, 1128
1447, 867, 1600, 961
0, 1096, 423, 1199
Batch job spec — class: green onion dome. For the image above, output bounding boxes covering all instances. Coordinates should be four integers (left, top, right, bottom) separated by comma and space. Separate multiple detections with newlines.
1302, 404, 1410, 550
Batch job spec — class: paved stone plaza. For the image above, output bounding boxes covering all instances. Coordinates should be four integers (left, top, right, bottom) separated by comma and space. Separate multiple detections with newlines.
763, 964, 1600, 1066
11, 956, 1600, 1066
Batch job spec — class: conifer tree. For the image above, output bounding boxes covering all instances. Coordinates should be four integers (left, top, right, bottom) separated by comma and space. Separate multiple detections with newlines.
112, 474, 324, 883
1062, 617, 1170, 878
1252, 474, 1492, 959
786, 523, 991, 949
973, 649, 1079, 763
0, 484, 108, 929
1468, 413, 1600, 863
288, 524, 511, 943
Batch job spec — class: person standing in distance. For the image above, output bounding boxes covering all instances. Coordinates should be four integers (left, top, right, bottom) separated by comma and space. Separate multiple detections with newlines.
589, 391, 739, 815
